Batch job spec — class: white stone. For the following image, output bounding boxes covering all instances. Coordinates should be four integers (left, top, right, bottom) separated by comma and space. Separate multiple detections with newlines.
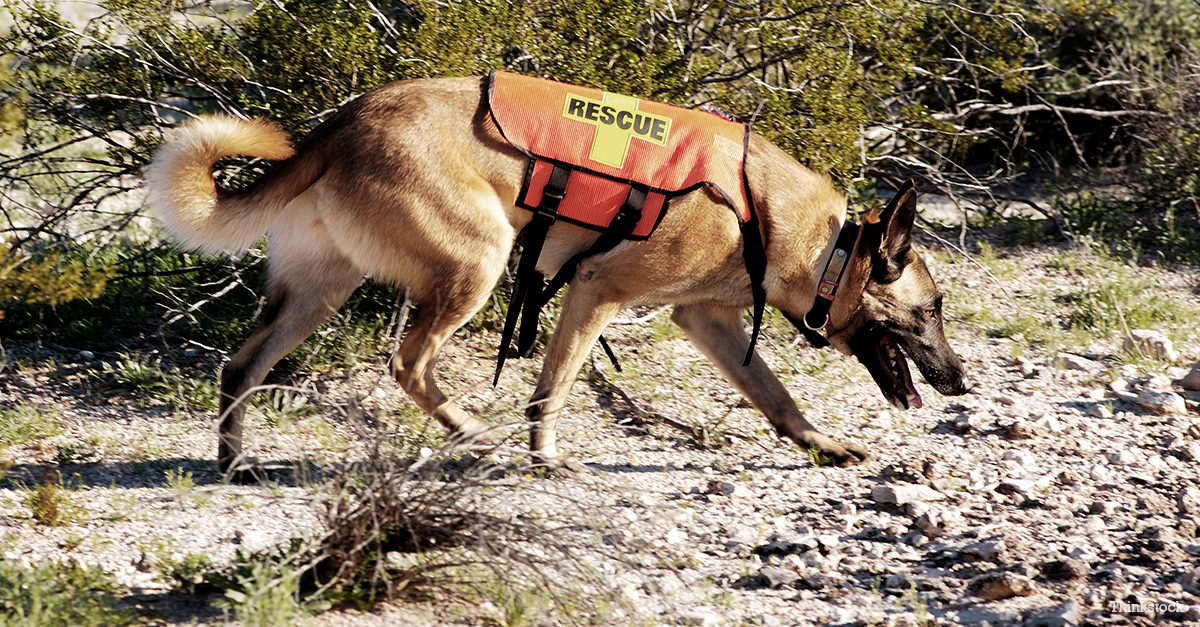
1104, 449, 1138, 465
1088, 464, 1111, 482
1182, 363, 1200, 391
1179, 487, 1200, 515
1146, 373, 1173, 390
1054, 353, 1102, 372
1136, 389, 1187, 415
1088, 404, 1114, 419
1002, 448, 1036, 468
1123, 329, 1179, 362
870, 483, 946, 505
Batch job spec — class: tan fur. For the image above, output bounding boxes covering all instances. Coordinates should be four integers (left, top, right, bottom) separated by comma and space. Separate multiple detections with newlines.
148, 77, 967, 475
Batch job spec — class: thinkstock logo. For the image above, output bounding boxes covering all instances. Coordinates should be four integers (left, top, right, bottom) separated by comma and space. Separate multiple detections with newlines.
1110, 600, 1198, 615
562, 92, 671, 168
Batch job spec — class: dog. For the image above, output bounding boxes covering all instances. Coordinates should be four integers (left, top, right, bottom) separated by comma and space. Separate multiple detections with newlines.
146, 76, 972, 475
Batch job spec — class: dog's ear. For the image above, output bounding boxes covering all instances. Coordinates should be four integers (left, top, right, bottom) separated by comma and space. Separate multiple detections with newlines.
866, 180, 917, 282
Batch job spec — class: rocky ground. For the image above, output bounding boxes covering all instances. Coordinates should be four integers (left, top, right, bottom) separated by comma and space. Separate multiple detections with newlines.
1, 232, 1199, 626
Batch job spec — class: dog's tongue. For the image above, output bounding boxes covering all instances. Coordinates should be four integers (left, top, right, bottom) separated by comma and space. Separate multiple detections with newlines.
883, 334, 922, 410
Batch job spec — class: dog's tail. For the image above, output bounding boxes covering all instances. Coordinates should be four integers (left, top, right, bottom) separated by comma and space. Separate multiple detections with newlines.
146, 115, 320, 254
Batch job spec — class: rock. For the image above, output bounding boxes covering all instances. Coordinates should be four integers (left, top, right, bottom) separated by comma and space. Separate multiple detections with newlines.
1136, 389, 1187, 415
1054, 353, 1101, 373
758, 566, 801, 588
1081, 516, 1107, 535
1182, 363, 1200, 391
1123, 330, 1179, 362
1002, 449, 1036, 468
1088, 464, 1111, 483
1032, 414, 1063, 433
1146, 373, 1173, 390
953, 413, 986, 434
966, 571, 1038, 600
804, 572, 839, 589
1177, 487, 1200, 515
1168, 366, 1191, 380
914, 507, 961, 538
954, 606, 1021, 625
676, 610, 722, 626
998, 417, 1037, 440
1088, 404, 1113, 419
962, 539, 1007, 562
870, 483, 945, 506
726, 526, 758, 552
1182, 566, 1200, 594
994, 394, 1019, 406
1026, 600, 1081, 627
1104, 449, 1138, 465
883, 573, 912, 589
1088, 500, 1118, 515
1038, 558, 1088, 581
1170, 441, 1200, 462
905, 501, 932, 518
1135, 492, 1170, 513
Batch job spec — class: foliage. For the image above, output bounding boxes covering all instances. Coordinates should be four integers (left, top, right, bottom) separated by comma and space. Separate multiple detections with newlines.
0, 557, 137, 627
20, 473, 84, 527
0, 244, 114, 320
1, 0, 1198, 342
0, 403, 60, 447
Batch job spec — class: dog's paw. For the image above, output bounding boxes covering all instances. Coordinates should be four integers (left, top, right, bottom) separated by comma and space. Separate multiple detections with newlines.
830, 441, 870, 467
802, 433, 871, 467
530, 454, 593, 477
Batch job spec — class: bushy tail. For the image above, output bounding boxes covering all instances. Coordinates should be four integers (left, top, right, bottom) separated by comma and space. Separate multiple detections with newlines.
146, 116, 318, 254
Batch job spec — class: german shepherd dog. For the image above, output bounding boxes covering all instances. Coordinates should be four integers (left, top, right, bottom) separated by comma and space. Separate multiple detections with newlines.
147, 77, 971, 475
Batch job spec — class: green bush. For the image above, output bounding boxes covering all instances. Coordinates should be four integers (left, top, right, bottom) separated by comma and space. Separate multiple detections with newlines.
0, 557, 137, 626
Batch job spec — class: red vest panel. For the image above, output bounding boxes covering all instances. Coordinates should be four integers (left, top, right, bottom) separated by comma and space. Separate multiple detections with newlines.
488, 71, 752, 238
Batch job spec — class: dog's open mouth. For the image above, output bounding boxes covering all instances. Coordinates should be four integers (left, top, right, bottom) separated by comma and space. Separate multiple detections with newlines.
880, 334, 922, 409
854, 332, 923, 410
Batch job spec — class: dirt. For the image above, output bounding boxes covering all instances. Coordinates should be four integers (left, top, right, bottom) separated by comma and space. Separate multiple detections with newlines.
1, 233, 1199, 626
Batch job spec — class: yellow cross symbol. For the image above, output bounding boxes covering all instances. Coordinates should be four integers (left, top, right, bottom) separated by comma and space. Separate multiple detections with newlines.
562, 92, 672, 169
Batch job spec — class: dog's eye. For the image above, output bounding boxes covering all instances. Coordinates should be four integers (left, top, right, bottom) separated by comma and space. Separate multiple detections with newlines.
924, 308, 936, 318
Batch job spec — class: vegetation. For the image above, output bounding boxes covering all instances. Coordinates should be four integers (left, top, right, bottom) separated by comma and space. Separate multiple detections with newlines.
0, 557, 137, 627
1, 0, 1197, 345
0, 0, 1197, 624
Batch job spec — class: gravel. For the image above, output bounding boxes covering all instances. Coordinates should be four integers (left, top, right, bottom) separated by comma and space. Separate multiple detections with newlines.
1, 239, 1198, 626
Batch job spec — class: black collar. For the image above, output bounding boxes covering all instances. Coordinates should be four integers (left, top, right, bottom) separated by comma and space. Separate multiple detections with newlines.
796, 220, 859, 347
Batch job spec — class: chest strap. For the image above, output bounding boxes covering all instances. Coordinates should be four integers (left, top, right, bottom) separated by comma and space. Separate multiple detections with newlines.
494, 162, 571, 386
740, 217, 768, 366
495, 163, 772, 381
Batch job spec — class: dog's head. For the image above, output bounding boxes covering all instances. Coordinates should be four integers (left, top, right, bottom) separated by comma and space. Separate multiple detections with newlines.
817, 181, 972, 410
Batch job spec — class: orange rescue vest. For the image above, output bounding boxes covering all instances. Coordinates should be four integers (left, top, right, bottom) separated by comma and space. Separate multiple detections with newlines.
488, 71, 753, 237
486, 71, 767, 382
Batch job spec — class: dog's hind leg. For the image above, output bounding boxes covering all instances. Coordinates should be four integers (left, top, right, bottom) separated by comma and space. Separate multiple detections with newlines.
388, 261, 508, 442
218, 198, 364, 476
671, 303, 869, 466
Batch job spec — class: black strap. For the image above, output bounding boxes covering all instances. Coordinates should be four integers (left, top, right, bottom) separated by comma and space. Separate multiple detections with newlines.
541, 184, 648, 307
739, 216, 768, 366
793, 220, 859, 349
802, 222, 858, 331
494, 163, 570, 385
530, 184, 649, 372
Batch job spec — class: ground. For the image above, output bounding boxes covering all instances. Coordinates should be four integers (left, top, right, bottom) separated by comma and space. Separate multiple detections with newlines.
1, 230, 1199, 626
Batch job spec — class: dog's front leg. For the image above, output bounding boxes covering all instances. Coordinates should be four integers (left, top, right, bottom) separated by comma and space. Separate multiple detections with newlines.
526, 285, 623, 467
671, 303, 869, 466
